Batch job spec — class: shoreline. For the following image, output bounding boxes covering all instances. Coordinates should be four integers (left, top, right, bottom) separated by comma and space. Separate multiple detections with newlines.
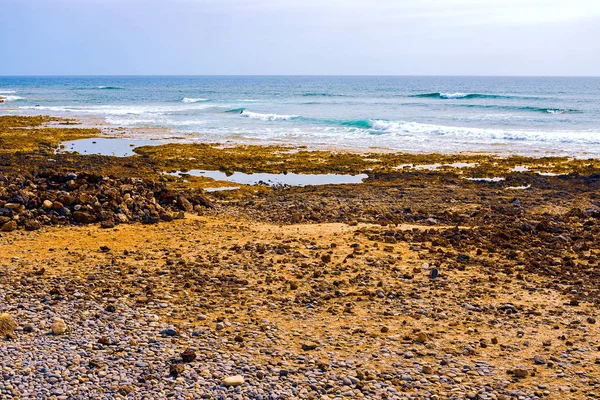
4, 109, 600, 158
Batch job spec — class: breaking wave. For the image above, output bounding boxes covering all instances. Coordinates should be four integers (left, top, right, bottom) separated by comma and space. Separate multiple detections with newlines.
301, 92, 347, 97
240, 110, 299, 121
225, 108, 245, 113
457, 104, 582, 114
182, 97, 209, 103
412, 92, 516, 100
0, 95, 25, 102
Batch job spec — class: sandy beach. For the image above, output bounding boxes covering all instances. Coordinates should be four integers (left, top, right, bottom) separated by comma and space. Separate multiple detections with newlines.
0, 115, 599, 399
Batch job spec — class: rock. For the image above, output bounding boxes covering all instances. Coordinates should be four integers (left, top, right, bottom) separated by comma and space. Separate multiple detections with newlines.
380, 326, 389, 333
118, 385, 134, 396
169, 363, 184, 377
160, 328, 177, 336
42, 200, 53, 209
1, 221, 17, 232
0, 313, 17, 336
533, 355, 545, 365
73, 211, 96, 224
301, 342, 318, 351
98, 336, 111, 345
177, 196, 194, 212
513, 368, 528, 378
415, 331, 428, 342
105, 305, 116, 312
141, 210, 160, 224
22, 324, 34, 333
51, 319, 67, 335
160, 212, 174, 222
223, 375, 245, 387
24, 220, 41, 231
181, 348, 197, 363
100, 220, 115, 229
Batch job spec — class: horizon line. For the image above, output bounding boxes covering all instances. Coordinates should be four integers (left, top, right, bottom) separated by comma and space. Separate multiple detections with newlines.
1, 74, 600, 78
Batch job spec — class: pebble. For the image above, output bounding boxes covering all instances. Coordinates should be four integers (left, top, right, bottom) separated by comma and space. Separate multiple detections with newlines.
223, 375, 245, 387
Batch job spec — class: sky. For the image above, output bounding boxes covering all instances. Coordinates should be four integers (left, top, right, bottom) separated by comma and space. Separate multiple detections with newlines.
1, 0, 599, 76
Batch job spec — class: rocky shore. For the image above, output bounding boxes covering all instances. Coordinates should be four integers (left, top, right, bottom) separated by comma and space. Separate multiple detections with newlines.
0, 116, 599, 399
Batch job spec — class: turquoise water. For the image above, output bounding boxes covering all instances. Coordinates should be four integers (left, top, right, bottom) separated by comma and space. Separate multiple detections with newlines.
1, 76, 600, 155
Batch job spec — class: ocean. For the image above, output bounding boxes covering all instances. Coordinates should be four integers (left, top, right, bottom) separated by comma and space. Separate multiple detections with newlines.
1, 75, 599, 156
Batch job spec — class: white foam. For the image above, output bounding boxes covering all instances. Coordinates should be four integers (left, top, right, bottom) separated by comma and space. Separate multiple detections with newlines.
367, 119, 600, 144
241, 110, 298, 121
0, 95, 24, 102
19, 103, 215, 115
506, 185, 531, 190
465, 177, 505, 182
440, 92, 469, 99
537, 172, 566, 176
0, 90, 16, 94
182, 98, 208, 103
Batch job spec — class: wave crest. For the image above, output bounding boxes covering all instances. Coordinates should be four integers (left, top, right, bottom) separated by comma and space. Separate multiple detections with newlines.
301, 92, 346, 97
240, 110, 299, 121
182, 97, 209, 103
225, 108, 245, 113
0, 95, 25, 102
412, 92, 512, 100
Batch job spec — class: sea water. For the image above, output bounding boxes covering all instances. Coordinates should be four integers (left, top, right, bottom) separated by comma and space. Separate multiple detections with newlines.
1, 76, 599, 156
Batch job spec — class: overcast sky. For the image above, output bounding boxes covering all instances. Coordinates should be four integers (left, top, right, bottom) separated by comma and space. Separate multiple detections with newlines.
1, 0, 599, 75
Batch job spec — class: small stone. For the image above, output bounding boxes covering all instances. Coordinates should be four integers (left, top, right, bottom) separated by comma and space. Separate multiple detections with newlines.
301, 342, 318, 351
24, 220, 41, 231
181, 348, 197, 363
169, 363, 184, 377
160, 328, 177, 336
105, 305, 116, 312
98, 336, 111, 346
223, 375, 245, 387
533, 355, 545, 365
100, 220, 115, 229
42, 200, 53, 209
22, 324, 34, 333
51, 319, 67, 335
1, 221, 17, 232
513, 368, 528, 378
415, 331, 428, 342
118, 385, 134, 396
380, 326, 389, 333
